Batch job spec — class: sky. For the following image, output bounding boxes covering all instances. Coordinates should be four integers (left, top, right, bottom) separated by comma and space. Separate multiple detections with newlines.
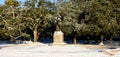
0, 0, 26, 5
0, 0, 57, 5
0, 0, 5, 5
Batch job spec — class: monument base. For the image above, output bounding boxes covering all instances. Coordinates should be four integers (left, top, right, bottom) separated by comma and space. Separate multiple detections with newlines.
99, 41, 104, 45
52, 42, 66, 45
52, 31, 66, 45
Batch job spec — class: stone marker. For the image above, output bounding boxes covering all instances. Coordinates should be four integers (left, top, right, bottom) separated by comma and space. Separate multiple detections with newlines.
53, 31, 66, 45
99, 41, 104, 45
99, 36, 104, 45
52, 13, 66, 45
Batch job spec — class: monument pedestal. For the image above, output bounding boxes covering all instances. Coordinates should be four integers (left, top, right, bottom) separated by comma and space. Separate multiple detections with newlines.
52, 31, 66, 45
99, 41, 104, 45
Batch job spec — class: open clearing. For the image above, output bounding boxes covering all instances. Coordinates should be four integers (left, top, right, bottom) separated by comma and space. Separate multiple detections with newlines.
0, 43, 120, 57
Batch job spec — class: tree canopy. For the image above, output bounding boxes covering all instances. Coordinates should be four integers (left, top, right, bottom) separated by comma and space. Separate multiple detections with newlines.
0, 0, 120, 44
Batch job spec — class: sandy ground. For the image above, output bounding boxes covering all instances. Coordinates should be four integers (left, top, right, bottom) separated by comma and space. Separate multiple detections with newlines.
0, 42, 120, 57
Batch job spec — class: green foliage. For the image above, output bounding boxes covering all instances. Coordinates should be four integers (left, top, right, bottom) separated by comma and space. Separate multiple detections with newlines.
5, 0, 19, 8
0, 0, 120, 42
55, 0, 120, 39
21, 0, 55, 42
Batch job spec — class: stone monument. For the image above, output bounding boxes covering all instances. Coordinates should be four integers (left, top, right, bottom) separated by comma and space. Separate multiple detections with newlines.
53, 14, 66, 45
99, 36, 104, 45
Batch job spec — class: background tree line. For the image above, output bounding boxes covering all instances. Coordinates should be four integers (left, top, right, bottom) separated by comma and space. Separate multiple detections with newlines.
0, 0, 120, 44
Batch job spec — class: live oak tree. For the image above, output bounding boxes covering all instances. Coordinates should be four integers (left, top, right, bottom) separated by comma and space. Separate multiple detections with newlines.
0, 1, 30, 43
0, 10, 30, 43
23, 0, 53, 42
84, 0, 119, 44
0, 5, 7, 40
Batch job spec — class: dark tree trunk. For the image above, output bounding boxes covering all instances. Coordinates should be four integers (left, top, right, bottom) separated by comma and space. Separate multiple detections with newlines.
10, 37, 16, 43
110, 36, 113, 45
74, 34, 77, 44
12, 7, 15, 19
86, 36, 89, 44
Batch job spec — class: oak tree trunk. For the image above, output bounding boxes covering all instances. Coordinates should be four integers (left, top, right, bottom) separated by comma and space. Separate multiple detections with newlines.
12, 7, 15, 19
86, 36, 89, 44
33, 28, 38, 42
74, 34, 77, 44
110, 36, 113, 45
10, 37, 16, 43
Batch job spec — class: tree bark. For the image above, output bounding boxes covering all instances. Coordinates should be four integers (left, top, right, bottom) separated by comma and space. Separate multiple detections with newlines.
86, 36, 89, 44
10, 37, 16, 43
33, 28, 38, 42
110, 36, 112, 45
74, 34, 77, 44
12, 7, 15, 19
